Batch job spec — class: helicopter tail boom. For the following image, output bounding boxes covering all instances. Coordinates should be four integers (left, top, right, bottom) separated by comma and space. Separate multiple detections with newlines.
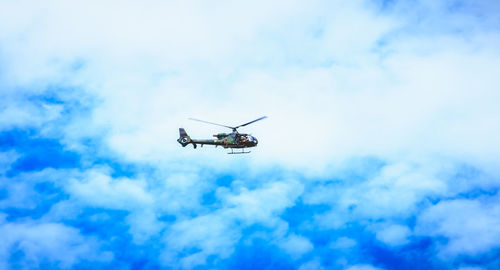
177, 128, 197, 149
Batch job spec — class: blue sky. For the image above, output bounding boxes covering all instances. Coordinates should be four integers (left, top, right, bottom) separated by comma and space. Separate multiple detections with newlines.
1, 0, 500, 269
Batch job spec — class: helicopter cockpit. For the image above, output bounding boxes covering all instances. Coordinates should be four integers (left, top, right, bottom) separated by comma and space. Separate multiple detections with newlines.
238, 134, 257, 145
243, 135, 258, 146
248, 135, 257, 144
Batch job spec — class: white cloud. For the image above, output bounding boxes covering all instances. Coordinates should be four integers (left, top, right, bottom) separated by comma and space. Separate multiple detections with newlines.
1, 0, 499, 174
161, 214, 240, 268
0, 169, 72, 210
278, 234, 314, 259
299, 258, 324, 270
66, 168, 153, 210
416, 195, 500, 257
152, 172, 209, 214
0, 94, 64, 131
126, 209, 165, 244
159, 178, 303, 267
0, 219, 112, 269
221, 180, 303, 225
0, 151, 20, 174
306, 160, 451, 229
20, 165, 305, 266
331, 237, 357, 249
374, 224, 411, 247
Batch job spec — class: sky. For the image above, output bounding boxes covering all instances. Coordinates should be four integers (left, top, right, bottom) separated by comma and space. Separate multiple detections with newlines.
1, 0, 500, 269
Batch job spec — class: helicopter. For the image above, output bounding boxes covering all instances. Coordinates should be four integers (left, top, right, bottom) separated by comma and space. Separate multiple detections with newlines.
177, 116, 267, 154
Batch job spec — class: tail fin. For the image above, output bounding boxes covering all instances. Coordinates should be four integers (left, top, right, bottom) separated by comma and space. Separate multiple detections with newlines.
177, 128, 197, 149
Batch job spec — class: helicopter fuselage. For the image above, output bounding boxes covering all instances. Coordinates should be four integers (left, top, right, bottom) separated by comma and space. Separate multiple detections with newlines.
178, 129, 258, 149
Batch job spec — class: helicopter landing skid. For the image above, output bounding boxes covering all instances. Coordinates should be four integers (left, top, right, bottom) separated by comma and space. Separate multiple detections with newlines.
228, 149, 251, 154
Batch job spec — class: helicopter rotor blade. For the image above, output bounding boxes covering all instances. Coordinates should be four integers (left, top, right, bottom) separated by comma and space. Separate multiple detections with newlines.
188, 118, 235, 130
234, 116, 268, 129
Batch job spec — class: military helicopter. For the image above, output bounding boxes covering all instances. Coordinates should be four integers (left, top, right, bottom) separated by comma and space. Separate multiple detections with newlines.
177, 116, 267, 154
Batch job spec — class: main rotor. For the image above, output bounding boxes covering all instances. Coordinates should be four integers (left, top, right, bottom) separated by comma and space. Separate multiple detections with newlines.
188, 116, 267, 133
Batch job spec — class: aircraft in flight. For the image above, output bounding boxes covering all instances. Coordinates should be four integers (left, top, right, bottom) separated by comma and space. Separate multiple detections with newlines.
177, 116, 267, 154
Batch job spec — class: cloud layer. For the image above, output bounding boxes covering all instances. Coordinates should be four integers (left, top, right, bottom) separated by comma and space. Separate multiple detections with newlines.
1, 0, 500, 269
